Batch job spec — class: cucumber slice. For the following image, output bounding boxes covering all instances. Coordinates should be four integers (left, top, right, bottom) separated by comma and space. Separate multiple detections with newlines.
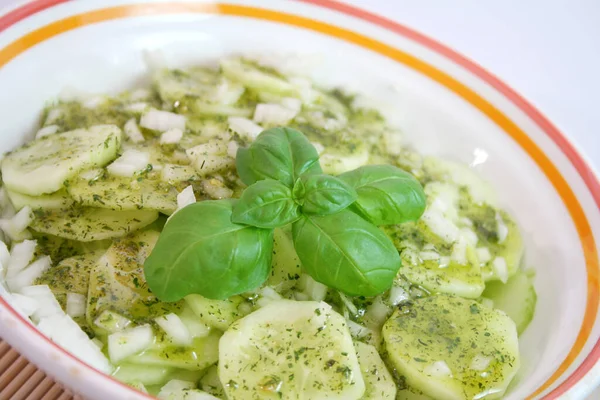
30, 207, 158, 241
158, 379, 220, 400
396, 387, 433, 400
355, 342, 396, 400
200, 366, 225, 399
6, 188, 73, 211
320, 144, 370, 175
113, 363, 173, 386
68, 171, 178, 214
386, 222, 485, 299
483, 270, 537, 335
86, 230, 183, 331
154, 68, 245, 111
220, 58, 297, 96
35, 249, 105, 296
128, 331, 220, 371
219, 300, 365, 400
382, 294, 520, 400
422, 157, 497, 206
2, 125, 121, 195
184, 294, 247, 331
266, 228, 302, 293
463, 204, 524, 282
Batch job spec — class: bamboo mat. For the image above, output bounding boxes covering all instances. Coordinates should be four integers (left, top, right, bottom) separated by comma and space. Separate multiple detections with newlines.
0, 339, 79, 400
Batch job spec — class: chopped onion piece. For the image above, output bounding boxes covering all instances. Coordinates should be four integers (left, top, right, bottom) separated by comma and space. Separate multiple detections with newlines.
160, 128, 183, 144
496, 213, 509, 243
424, 361, 452, 377
124, 118, 145, 143
82, 95, 105, 109
35, 125, 59, 139
107, 149, 150, 178
126, 102, 149, 113
20, 285, 63, 322
0, 206, 34, 241
347, 320, 371, 338
311, 141, 325, 155
45, 108, 63, 124
419, 250, 440, 261
38, 313, 113, 373
389, 286, 410, 306
6, 239, 36, 278
179, 310, 211, 339
439, 256, 451, 268
492, 257, 508, 283
155, 313, 192, 347
79, 168, 104, 181
66, 293, 86, 318
470, 354, 493, 371
338, 292, 358, 316
253, 103, 298, 125
140, 109, 186, 132
451, 236, 468, 265
9, 293, 39, 316
130, 88, 151, 101
421, 208, 460, 244
257, 286, 283, 307
461, 228, 479, 246
108, 324, 154, 364
94, 310, 132, 333
226, 141, 239, 158
299, 274, 327, 301
294, 292, 310, 301
479, 297, 494, 309
7, 256, 51, 292
383, 130, 403, 156
228, 117, 262, 140
280, 97, 302, 113
201, 179, 233, 200
364, 296, 391, 329
177, 186, 196, 209
476, 247, 492, 264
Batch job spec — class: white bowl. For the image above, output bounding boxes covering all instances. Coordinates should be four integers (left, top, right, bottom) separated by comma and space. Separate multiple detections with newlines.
0, 1, 599, 399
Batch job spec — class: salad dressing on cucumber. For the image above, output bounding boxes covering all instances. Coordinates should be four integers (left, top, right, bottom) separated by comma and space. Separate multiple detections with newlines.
0, 56, 536, 399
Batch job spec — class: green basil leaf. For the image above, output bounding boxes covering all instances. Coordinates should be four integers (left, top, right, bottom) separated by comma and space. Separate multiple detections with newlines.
231, 179, 301, 228
339, 165, 426, 225
297, 174, 357, 216
235, 127, 322, 187
292, 209, 400, 297
144, 200, 273, 301
292, 178, 306, 206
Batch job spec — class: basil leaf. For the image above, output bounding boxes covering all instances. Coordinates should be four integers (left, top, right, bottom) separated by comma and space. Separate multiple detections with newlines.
144, 200, 273, 301
296, 174, 357, 216
292, 178, 305, 206
231, 179, 301, 228
292, 209, 400, 297
235, 127, 322, 187
339, 165, 426, 225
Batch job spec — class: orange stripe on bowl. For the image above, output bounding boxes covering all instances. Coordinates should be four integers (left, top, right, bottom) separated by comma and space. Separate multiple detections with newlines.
0, 2, 598, 399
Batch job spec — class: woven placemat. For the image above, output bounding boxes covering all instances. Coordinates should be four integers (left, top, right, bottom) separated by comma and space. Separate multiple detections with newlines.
0, 339, 79, 400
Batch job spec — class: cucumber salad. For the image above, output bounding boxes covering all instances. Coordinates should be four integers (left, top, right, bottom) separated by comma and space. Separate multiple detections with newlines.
0, 56, 536, 400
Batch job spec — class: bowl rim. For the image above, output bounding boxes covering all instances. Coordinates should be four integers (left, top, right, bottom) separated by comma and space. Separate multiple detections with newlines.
0, 0, 599, 399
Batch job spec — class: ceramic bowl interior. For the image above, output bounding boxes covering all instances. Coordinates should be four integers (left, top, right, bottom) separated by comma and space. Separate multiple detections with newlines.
0, 1, 599, 399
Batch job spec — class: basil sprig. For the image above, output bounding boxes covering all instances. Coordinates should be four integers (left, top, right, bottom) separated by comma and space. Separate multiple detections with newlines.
144, 127, 426, 301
